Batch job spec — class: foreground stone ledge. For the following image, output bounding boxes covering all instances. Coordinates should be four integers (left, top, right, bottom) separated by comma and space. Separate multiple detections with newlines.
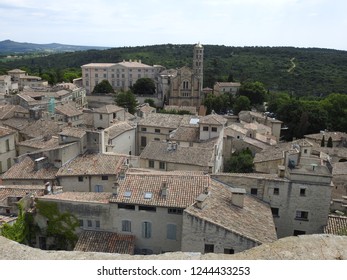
1, 235, 346, 260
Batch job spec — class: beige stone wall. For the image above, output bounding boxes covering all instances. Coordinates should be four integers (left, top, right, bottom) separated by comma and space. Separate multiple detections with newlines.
212, 174, 332, 238
0, 133, 16, 173
181, 212, 258, 254
254, 159, 283, 174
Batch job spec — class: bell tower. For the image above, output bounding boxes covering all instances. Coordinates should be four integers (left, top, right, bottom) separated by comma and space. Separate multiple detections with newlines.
193, 42, 204, 93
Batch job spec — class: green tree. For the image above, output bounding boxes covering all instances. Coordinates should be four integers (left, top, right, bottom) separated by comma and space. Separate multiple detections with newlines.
144, 98, 156, 108
327, 136, 333, 148
115, 90, 138, 114
132, 78, 156, 95
224, 148, 254, 173
233, 96, 251, 115
238, 81, 267, 105
92, 80, 114, 94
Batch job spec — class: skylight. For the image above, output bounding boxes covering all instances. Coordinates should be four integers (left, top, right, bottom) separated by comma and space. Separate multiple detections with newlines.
124, 191, 132, 198
144, 192, 153, 199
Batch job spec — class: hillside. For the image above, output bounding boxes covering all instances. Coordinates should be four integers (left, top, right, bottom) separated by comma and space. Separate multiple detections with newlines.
1, 44, 347, 96
0, 40, 109, 54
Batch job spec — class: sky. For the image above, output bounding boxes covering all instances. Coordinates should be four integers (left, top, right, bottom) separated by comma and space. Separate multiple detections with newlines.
0, 0, 347, 50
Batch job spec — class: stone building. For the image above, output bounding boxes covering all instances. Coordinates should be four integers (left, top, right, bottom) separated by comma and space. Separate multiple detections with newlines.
35, 170, 276, 254
213, 141, 333, 238
0, 126, 16, 174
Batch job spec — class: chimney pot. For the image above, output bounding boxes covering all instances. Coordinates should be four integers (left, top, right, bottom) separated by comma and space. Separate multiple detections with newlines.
231, 188, 246, 208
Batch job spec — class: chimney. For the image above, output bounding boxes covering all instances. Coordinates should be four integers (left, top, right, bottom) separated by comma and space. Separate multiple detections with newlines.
230, 188, 246, 208
113, 182, 119, 196
195, 193, 208, 209
161, 180, 168, 197
167, 141, 173, 151
34, 157, 47, 171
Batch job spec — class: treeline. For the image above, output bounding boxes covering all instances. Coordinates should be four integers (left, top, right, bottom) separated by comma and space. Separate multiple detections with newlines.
1, 44, 347, 96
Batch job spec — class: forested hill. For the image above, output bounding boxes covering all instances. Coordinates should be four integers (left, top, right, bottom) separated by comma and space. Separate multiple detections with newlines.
1, 44, 347, 97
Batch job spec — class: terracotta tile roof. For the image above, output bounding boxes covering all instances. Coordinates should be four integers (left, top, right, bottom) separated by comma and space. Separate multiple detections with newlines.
40, 192, 112, 204
324, 215, 347, 235
59, 127, 86, 138
213, 172, 290, 182
137, 104, 156, 114
55, 103, 83, 117
74, 230, 135, 254
0, 185, 46, 201
17, 136, 59, 150
0, 126, 15, 137
1, 156, 58, 181
140, 141, 214, 167
169, 126, 199, 142
110, 172, 209, 208
0, 105, 22, 120
93, 105, 124, 114
185, 181, 278, 244
20, 119, 66, 139
1, 118, 30, 131
56, 153, 125, 176
105, 121, 134, 139
199, 114, 227, 125
138, 113, 184, 128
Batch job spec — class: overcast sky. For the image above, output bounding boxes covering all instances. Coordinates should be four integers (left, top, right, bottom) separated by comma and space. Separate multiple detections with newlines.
0, 0, 346, 50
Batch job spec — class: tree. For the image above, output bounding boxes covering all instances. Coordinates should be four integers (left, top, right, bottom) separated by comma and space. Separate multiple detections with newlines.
92, 80, 114, 94
132, 78, 156, 95
238, 81, 267, 105
327, 136, 333, 148
224, 148, 254, 173
321, 135, 325, 147
233, 96, 251, 115
115, 90, 138, 114
144, 98, 156, 108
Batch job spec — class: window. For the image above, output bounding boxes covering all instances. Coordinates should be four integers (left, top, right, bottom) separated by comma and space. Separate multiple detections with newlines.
95, 220, 100, 228
99, 114, 103, 120
113, 112, 117, 119
304, 149, 308, 154
251, 188, 258, 195
94, 185, 103, 192
79, 219, 84, 227
155, 128, 160, 133
102, 175, 108, 181
211, 127, 217, 132
224, 248, 235, 254
118, 204, 135, 210
293, 230, 306, 236
295, 211, 309, 221
300, 188, 306, 196
167, 224, 177, 240
87, 220, 92, 227
144, 192, 153, 199
203, 126, 208, 131
159, 161, 166, 170
168, 208, 183, 215
271, 207, 279, 217
154, 138, 160, 141
7, 158, 11, 169
141, 127, 147, 132
274, 188, 279, 195
142, 221, 152, 238
5, 139, 10, 151
141, 136, 147, 147
204, 244, 214, 253
139, 205, 156, 212
122, 220, 131, 232
149, 160, 154, 168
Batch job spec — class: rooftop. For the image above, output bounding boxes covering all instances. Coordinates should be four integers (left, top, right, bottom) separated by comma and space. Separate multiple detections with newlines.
17, 136, 59, 150
81, 63, 116, 68
169, 126, 200, 142
1, 118, 30, 131
215, 82, 241, 87
56, 153, 125, 176
324, 215, 347, 235
0, 126, 16, 138
55, 103, 83, 117
0, 105, 28, 120
117, 60, 152, 68
20, 119, 66, 139
185, 181, 277, 244
332, 162, 347, 175
110, 171, 209, 208
93, 104, 125, 114
140, 141, 214, 167
40, 191, 112, 204
138, 113, 185, 128
199, 114, 227, 126
74, 231, 135, 254
0, 185, 46, 201
305, 131, 347, 142
105, 121, 135, 139
1, 156, 58, 181
59, 127, 86, 138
